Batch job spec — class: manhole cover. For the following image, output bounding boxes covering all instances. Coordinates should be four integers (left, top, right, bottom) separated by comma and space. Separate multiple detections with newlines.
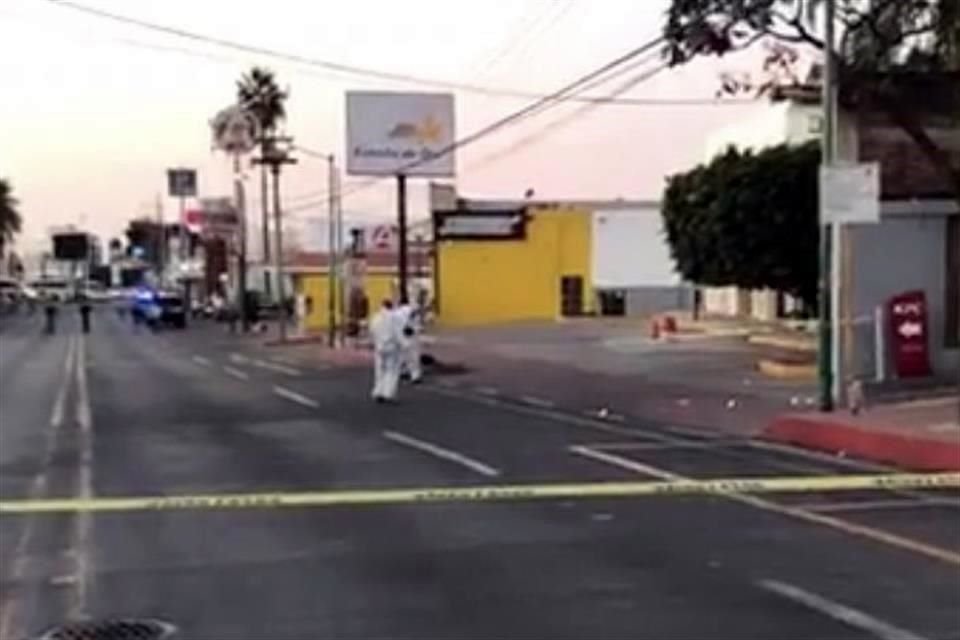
35, 619, 177, 640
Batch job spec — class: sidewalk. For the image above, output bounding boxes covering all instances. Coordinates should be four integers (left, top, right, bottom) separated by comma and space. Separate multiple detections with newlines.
764, 397, 960, 471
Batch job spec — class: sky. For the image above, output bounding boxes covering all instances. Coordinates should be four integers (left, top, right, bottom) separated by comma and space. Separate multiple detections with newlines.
1, 0, 764, 255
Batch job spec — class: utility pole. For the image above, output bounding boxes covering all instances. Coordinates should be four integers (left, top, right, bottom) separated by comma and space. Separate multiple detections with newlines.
253, 135, 297, 342
234, 154, 250, 332
397, 174, 409, 304
818, 0, 838, 411
155, 193, 165, 287
327, 154, 337, 347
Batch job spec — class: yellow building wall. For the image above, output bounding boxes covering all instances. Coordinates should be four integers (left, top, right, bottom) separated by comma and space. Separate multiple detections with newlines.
437, 206, 593, 326
296, 272, 397, 331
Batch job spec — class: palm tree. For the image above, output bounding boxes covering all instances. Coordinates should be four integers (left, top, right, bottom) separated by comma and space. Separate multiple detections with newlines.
0, 178, 22, 261
237, 67, 288, 279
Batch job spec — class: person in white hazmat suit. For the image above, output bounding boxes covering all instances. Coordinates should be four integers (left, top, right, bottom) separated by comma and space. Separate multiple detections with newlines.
370, 299, 404, 402
396, 301, 423, 383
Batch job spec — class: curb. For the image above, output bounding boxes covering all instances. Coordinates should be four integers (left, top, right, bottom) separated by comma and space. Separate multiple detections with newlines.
748, 333, 817, 352
763, 414, 960, 471
757, 358, 817, 380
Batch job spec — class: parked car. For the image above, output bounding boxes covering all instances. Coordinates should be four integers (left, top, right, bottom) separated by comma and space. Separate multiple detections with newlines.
155, 291, 187, 329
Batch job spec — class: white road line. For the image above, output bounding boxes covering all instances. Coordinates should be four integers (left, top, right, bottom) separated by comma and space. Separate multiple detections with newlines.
229, 352, 250, 364
191, 355, 212, 367
272, 385, 319, 408
383, 430, 501, 478
0, 336, 76, 640
71, 333, 94, 620
795, 498, 947, 515
474, 386, 499, 396
254, 358, 302, 376
758, 579, 928, 640
223, 366, 250, 381
427, 384, 673, 442
570, 445, 960, 566
50, 335, 76, 429
520, 395, 554, 409
570, 446, 683, 480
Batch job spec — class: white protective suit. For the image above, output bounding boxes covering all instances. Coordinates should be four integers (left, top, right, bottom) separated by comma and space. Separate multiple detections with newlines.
397, 303, 423, 383
370, 305, 403, 401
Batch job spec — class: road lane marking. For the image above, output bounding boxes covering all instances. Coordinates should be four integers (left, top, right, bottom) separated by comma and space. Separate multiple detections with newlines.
426, 384, 660, 441
50, 335, 77, 428
70, 333, 93, 619
223, 366, 250, 381
474, 386, 499, 396
272, 385, 319, 408
520, 395, 554, 409
383, 430, 501, 478
0, 335, 76, 640
229, 352, 249, 364
1, 473, 957, 515
570, 446, 960, 567
759, 579, 928, 640
254, 359, 301, 376
794, 498, 948, 514
191, 355, 212, 367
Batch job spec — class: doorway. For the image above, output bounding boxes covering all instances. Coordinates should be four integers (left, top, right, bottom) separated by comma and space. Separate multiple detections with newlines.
560, 275, 584, 317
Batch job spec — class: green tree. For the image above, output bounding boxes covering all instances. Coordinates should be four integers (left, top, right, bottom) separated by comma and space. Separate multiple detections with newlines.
662, 142, 821, 307
237, 67, 288, 265
0, 178, 22, 259
662, 0, 960, 204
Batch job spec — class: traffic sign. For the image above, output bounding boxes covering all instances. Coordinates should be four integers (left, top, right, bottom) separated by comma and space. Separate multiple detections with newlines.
820, 163, 880, 225
167, 168, 197, 197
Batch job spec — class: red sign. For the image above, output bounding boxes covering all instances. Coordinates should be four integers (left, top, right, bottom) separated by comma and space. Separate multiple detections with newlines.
888, 290, 932, 378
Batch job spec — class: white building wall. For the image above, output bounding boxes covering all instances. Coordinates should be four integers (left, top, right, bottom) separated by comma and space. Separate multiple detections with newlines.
591, 207, 680, 288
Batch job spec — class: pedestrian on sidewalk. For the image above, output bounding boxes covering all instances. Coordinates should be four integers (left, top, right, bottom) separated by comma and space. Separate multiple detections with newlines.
370, 299, 403, 403
397, 300, 423, 383
43, 295, 58, 335
78, 294, 92, 333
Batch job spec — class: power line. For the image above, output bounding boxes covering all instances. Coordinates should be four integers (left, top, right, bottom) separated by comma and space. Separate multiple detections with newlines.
474, 0, 571, 77
282, 40, 673, 213
467, 63, 670, 173
51, 1, 748, 108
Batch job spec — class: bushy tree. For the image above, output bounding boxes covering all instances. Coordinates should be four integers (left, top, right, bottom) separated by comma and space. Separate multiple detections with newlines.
662, 142, 821, 306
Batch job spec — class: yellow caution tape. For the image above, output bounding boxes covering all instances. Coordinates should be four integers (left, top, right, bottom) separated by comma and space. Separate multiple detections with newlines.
1, 473, 957, 515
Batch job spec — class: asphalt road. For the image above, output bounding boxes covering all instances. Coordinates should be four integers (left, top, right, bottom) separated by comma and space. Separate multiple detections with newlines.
1, 309, 958, 640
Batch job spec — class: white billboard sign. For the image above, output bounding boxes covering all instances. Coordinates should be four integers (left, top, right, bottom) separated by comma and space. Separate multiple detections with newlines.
820, 163, 881, 225
346, 91, 455, 177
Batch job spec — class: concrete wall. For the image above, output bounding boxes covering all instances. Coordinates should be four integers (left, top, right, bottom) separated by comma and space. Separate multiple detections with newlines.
849, 214, 958, 378
623, 286, 694, 316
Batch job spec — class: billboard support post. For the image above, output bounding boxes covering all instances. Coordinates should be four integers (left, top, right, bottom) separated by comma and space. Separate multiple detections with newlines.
397, 174, 409, 304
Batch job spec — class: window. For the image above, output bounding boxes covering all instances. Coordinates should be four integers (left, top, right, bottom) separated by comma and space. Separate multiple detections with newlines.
947, 216, 960, 347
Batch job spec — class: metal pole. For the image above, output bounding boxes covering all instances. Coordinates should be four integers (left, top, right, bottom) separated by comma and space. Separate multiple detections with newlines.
335, 163, 346, 346
155, 193, 165, 288
234, 153, 250, 332
874, 305, 885, 383
397, 174, 409, 304
272, 165, 287, 342
327, 154, 337, 347
818, 0, 837, 411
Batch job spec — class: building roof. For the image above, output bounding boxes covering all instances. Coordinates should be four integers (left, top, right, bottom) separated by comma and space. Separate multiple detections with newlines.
451, 197, 660, 212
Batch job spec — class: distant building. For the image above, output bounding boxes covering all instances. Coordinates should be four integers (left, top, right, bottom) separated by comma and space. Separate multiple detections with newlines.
428, 184, 689, 326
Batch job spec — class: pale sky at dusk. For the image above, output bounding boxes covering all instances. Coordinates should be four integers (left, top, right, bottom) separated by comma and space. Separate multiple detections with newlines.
2, 0, 764, 253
